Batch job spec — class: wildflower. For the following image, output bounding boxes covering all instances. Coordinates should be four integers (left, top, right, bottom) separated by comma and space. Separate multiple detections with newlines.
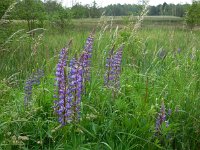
155, 101, 171, 135
177, 48, 181, 54
168, 108, 172, 116
24, 69, 44, 108
112, 45, 123, 88
157, 48, 167, 59
81, 33, 94, 82
105, 45, 124, 88
54, 51, 83, 125
78, 33, 94, 94
68, 58, 83, 122
54, 42, 71, 125
79, 51, 90, 83
155, 101, 166, 132
84, 33, 94, 59
104, 47, 114, 86
24, 79, 33, 108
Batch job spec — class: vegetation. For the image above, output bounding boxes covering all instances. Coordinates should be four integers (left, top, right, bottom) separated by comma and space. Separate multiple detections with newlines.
1, 0, 200, 149
102, 3, 190, 17
0, 0, 194, 20
185, 0, 200, 28
0, 0, 14, 19
14, 0, 46, 31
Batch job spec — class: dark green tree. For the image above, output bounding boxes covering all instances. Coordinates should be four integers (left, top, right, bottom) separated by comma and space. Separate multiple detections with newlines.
185, 0, 200, 28
44, 0, 72, 30
71, 3, 90, 18
0, 0, 15, 19
14, 0, 46, 31
90, 0, 101, 18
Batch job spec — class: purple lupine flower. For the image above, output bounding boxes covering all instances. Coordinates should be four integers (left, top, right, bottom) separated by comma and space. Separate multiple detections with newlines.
168, 108, 172, 116
68, 58, 83, 122
79, 51, 90, 82
81, 33, 94, 82
24, 78, 33, 108
54, 44, 70, 125
84, 33, 94, 58
177, 48, 181, 54
157, 48, 167, 59
155, 101, 171, 135
32, 69, 44, 85
104, 45, 124, 88
104, 47, 114, 86
155, 101, 166, 132
24, 69, 44, 108
112, 45, 124, 88
78, 33, 94, 95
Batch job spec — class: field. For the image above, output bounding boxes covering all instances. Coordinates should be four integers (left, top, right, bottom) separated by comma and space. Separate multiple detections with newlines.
1, 16, 200, 149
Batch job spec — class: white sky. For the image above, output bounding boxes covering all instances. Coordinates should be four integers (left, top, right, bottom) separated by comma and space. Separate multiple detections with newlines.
60, 0, 192, 7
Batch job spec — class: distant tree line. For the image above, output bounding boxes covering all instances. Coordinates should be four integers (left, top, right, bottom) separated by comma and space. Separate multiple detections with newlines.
148, 3, 190, 17
102, 3, 190, 17
0, 0, 192, 20
0, 0, 200, 30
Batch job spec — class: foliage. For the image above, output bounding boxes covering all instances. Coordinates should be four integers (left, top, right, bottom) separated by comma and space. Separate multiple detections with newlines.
185, 0, 200, 28
44, 0, 73, 29
71, 3, 90, 18
13, 0, 46, 31
0, 0, 14, 19
148, 3, 190, 17
71, 1, 101, 18
102, 3, 190, 17
102, 4, 143, 16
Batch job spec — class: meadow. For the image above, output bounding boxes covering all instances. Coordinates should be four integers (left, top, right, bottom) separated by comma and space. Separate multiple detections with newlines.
0, 16, 200, 150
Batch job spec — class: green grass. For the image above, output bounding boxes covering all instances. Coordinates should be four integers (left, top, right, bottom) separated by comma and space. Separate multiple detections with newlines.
0, 17, 200, 149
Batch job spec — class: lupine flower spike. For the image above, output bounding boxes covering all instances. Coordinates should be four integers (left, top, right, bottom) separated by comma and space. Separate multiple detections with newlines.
24, 69, 44, 108
54, 40, 72, 126
79, 32, 94, 94
112, 45, 124, 88
68, 58, 83, 122
105, 46, 114, 87
155, 101, 166, 133
81, 32, 94, 83
155, 101, 171, 135
105, 45, 124, 89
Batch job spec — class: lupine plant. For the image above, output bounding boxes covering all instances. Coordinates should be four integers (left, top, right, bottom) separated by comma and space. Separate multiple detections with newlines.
105, 47, 114, 86
112, 45, 124, 88
80, 33, 94, 83
68, 58, 83, 122
54, 35, 94, 125
24, 69, 44, 108
104, 45, 124, 89
155, 101, 171, 135
54, 41, 71, 125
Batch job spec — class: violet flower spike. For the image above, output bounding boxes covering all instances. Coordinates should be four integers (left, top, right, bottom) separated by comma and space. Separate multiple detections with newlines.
104, 45, 124, 88
79, 51, 90, 83
54, 45, 69, 126
68, 58, 83, 122
24, 69, 44, 108
155, 101, 168, 134
82, 33, 94, 82
112, 45, 123, 88
24, 79, 33, 108
104, 47, 114, 87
